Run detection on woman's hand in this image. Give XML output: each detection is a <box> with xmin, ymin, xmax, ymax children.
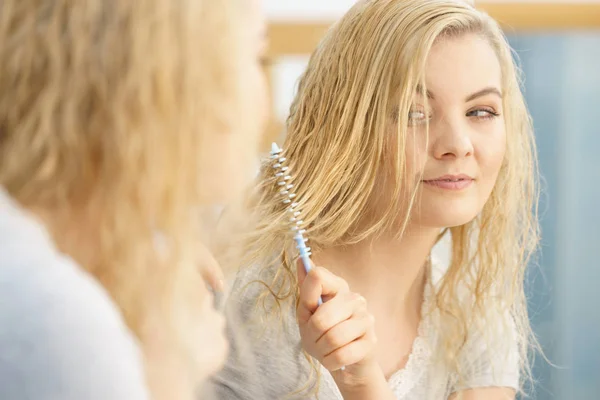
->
<box><xmin>296</xmin><ymin>262</ymin><xmax>388</xmax><ymax>394</ymax></box>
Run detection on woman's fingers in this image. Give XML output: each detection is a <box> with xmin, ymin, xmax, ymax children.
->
<box><xmin>321</xmin><ymin>336</ymin><xmax>374</xmax><ymax>372</ymax></box>
<box><xmin>297</xmin><ymin>266</ymin><xmax>350</xmax><ymax>324</ymax></box>
<box><xmin>306</xmin><ymin>293</ymin><xmax>367</xmax><ymax>341</ymax></box>
<box><xmin>296</xmin><ymin>265</ymin><xmax>379</xmax><ymax>375</ymax></box>
<box><xmin>315</xmin><ymin>314</ymin><xmax>374</xmax><ymax>357</ymax></box>
<box><xmin>197</xmin><ymin>242</ymin><xmax>225</xmax><ymax>292</ymax></box>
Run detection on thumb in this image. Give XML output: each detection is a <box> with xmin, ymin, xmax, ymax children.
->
<box><xmin>197</xmin><ymin>241</ymin><xmax>225</xmax><ymax>292</ymax></box>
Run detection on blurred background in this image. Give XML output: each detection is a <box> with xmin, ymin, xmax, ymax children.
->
<box><xmin>260</xmin><ymin>1</ymin><xmax>600</xmax><ymax>399</ymax></box>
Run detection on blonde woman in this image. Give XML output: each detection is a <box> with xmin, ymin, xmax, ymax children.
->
<box><xmin>0</xmin><ymin>0</ymin><xmax>267</xmax><ymax>399</ymax></box>
<box><xmin>211</xmin><ymin>0</ymin><xmax>539</xmax><ymax>399</ymax></box>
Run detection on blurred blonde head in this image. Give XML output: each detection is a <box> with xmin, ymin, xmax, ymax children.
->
<box><xmin>0</xmin><ymin>0</ymin><xmax>266</xmax><ymax>396</ymax></box>
<box><xmin>242</xmin><ymin>0</ymin><xmax>539</xmax><ymax>391</ymax></box>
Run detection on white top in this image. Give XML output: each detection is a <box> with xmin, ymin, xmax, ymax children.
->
<box><xmin>210</xmin><ymin>258</ymin><xmax>519</xmax><ymax>399</ymax></box>
<box><xmin>0</xmin><ymin>188</ymin><xmax>150</xmax><ymax>400</ymax></box>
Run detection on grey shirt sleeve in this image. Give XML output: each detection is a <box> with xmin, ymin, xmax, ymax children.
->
<box><xmin>0</xmin><ymin>257</ymin><xmax>150</xmax><ymax>400</ymax></box>
<box><xmin>205</xmin><ymin>268</ymin><xmax>318</xmax><ymax>400</ymax></box>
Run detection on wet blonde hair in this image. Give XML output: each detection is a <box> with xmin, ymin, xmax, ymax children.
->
<box><xmin>0</xmin><ymin>0</ymin><xmax>247</xmax><ymax>388</ymax></box>
<box><xmin>240</xmin><ymin>0</ymin><xmax>540</xmax><ymax>394</ymax></box>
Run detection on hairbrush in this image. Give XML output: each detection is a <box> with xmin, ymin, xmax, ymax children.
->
<box><xmin>271</xmin><ymin>143</ymin><xmax>346</xmax><ymax>370</ymax></box>
<box><xmin>270</xmin><ymin>143</ymin><xmax>322</xmax><ymax>306</ymax></box>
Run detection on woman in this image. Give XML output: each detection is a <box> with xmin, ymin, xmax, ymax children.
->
<box><xmin>0</xmin><ymin>0</ymin><xmax>267</xmax><ymax>399</ymax></box>
<box><xmin>211</xmin><ymin>0</ymin><xmax>539</xmax><ymax>399</ymax></box>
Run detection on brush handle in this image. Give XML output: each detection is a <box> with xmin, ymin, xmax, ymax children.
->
<box><xmin>296</xmin><ymin>234</ymin><xmax>345</xmax><ymax>369</ymax></box>
<box><xmin>294</xmin><ymin>234</ymin><xmax>322</xmax><ymax>306</ymax></box>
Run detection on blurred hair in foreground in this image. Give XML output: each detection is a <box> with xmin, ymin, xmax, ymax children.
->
<box><xmin>0</xmin><ymin>0</ymin><xmax>265</xmax><ymax>397</ymax></box>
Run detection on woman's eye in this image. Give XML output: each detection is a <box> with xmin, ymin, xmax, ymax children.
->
<box><xmin>408</xmin><ymin>110</ymin><xmax>428</xmax><ymax>125</ymax></box>
<box><xmin>467</xmin><ymin>108</ymin><xmax>500</xmax><ymax>120</ymax></box>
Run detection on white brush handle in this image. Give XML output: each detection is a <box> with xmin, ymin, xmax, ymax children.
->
<box><xmin>294</xmin><ymin>234</ymin><xmax>322</xmax><ymax>306</ymax></box>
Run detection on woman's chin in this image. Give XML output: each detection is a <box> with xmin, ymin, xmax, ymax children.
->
<box><xmin>413</xmin><ymin>205</ymin><xmax>481</xmax><ymax>229</ymax></box>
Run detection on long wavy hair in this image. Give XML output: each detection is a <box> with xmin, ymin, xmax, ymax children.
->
<box><xmin>0</xmin><ymin>0</ymin><xmax>252</xmax><ymax>393</ymax></box>
<box><xmin>239</xmin><ymin>0</ymin><xmax>540</xmax><ymax>393</ymax></box>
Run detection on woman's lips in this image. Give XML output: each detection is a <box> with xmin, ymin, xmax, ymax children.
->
<box><xmin>422</xmin><ymin>175</ymin><xmax>474</xmax><ymax>190</ymax></box>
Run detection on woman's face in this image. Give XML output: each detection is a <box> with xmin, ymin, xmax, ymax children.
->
<box><xmin>405</xmin><ymin>33</ymin><xmax>506</xmax><ymax>228</ymax></box>
<box><xmin>193</xmin><ymin>0</ymin><xmax>267</xmax><ymax>382</ymax></box>
<box><xmin>198</xmin><ymin>0</ymin><xmax>269</xmax><ymax>204</ymax></box>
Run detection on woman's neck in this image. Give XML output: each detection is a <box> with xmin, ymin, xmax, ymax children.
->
<box><xmin>313</xmin><ymin>225</ymin><xmax>440</xmax><ymax>317</ymax></box>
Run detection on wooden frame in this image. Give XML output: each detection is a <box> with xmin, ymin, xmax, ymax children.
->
<box><xmin>267</xmin><ymin>3</ymin><xmax>600</xmax><ymax>57</ymax></box>
<box><xmin>262</xmin><ymin>2</ymin><xmax>600</xmax><ymax>145</ymax></box>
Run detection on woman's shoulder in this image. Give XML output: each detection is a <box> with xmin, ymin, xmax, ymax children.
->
<box><xmin>0</xmin><ymin>190</ymin><xmax>149</xmax><ymax>399</ymax></box>
<box><xmin>227</xmin><ymin>261</ymin><xmax>294</xmax><ymax>315</ymax></box>
<box><xmin>211</xmin><ymin>260</ymin><xmax>314</xmax><ymax>399</ymax></box>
